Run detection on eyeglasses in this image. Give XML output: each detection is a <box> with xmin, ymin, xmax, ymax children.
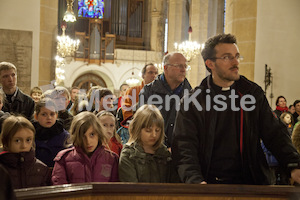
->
<box><xmin>166</xmin><ymin>64</ymin><xmax>191</xmax><ymax>71</ymax></box>
<box><xmin>210</xmin><ymin>55</ymin><xmax>243</xmax><ymax>62</ymax></box>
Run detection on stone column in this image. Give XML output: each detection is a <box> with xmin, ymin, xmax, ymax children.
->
<box><xmin>167</xmin><ymin>0</ymin><xmax>188</xmax><ymax>53</ymax></box>
<box><xmin>150</xmin><ymin>0</ymin><xmax>164</xmax><ymax>53</ymax></box>
<box><xmin>187</xmin><ymin>0</ymin><xmax>210</xmax><ymax>88</ymax></box>
<box><xmin>39</xmin><ymin>0</ymin><xmax>58</xmax><ymax>86</ymax></box>
<box><xmin>225</xmin><ymin>0</ymin><xmax>257</xmax><ymax>81</ymax></box>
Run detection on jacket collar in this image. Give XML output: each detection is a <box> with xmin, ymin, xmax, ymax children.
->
<box><xmin>129</xmin><ymin>142</ymin><xmax>171</xmax><ymax>159</ymax></box>
<box><xmin>1</xmin><ymin>87</ymin><xmax>24</xmax><ymax>103</ymax></box>
<box><xmin>0</xmin><ymin>149</ymin><xmax>36</xmax><ymax>168</ymax></box>
<box><xmin>150</xmin><ymin>74</ymin><xmax>191</xmax><ymax>95</ymax></box>
<box><xmin>200</xmin><ymin>75</ymin><xmax>253</xmax><ymax>95</ymax></box>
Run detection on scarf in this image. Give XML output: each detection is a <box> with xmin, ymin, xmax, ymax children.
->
<box><xmin>276</xmin><ymin>106</ymin><xmax>288</xmax><ymax>112</ymax></box>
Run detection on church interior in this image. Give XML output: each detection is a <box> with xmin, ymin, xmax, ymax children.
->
<box><xmin>1</xmin><ymin>1</ymin><xmax>300</xmax><ymax>199</ymax></box>
<box><xmin>0</xmin><ymin>0</ymin><xmax>299</xmax><ymax>109</ymax></box>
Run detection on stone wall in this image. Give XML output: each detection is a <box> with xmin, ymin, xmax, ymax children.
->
<box><xmin>0</xmin><ymin>29</ymin><xmax>32</xmax><ymax>94</ymax></box>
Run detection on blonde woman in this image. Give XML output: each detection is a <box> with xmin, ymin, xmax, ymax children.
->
<box><xmin>119</xmin><ymin>104</ymin><xmax>175</xmax><ymax>182</ymax></box>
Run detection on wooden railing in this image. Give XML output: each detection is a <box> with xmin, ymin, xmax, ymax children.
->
<box><xmin>15</xmin><ymin>182</ymin><xmax>300</xmax><ymax>200</ymax></box>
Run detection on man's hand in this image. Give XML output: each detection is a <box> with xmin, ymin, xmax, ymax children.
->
<box><xmin>291</xmin><ymin>169</ymin><xmax>300</xmax><ymax>183</ymax></box>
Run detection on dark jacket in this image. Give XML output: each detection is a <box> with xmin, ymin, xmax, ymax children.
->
<box><xmin>2</xmin><ymin>88</ymin><xmax>35</xmax><ymax>120</ymax></box>
<box><xmin>52</xmin><ymin>146</ymin><xmax>119</xmax><ymax>185</ymax></box>
<box><xmin>58</xmin><ymin>110</ymin><xmax>73</xmax><ymax>131</ymax></box>
<box><xmin>172</xmin><ymin>75</ymin><xmax>300</xmax><ymax>185</ymax></box>
<box><xmin>0</xmin><ymin>149</ymin><xmax>51</xmax><ymax>189</ymax></box>
<box><xmin>119</xmin><ymin>142</ymin><xmax>174</xmax><ymax>182</ymax></box>
<box><xmin>0</xmin><ymin>164</ymin><xmax>16</xmax><ymax>200</ymax></box>
<box><xmin>139</xmin><ymin>74</ymin><xmax>192</xmax><ymax>147</ymax></box>
<box><xmin>33</xmin><ymin>120</ymin><xmax>70</xmax><ymax>167</ymax></box>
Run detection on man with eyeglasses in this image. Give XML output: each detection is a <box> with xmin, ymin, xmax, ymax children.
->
<box><xmin>121</xmin><ymin>63</ymin><xmax>158</xmax><ymax>120</ymax></box>
<box><xmin>172</xmin><ymin>33</ymin><xmax>300</xmax><ymax>185</ymax></box>
<box><xmin>138</xmin><ymin>53</ymin><xmax>192</xmax><ymax>149</ymax></box>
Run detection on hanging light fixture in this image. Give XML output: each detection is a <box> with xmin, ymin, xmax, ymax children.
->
<box><xmin>55</xmin><ymin>56</ymin><xmax>66</xmax><ymax>85</ymax></box>
<box><xmin>57</xmin><ymin>23</ymin><xmax>80</xmax><ymax>58</ymax></box>
<box><xmin>174</xmin><ymin>26</ymin><xmax>204</xmax><ymax>62</ymax></box>
<box><xmin>126</xmin><ymin>50</ymin><xmax>140</xmax><ymax>86</ymax></box>
<box><xmin>126</xmin><ymin>71</ymin><xmax>140</xmax><ymax>85</ymax></box>
<box><xmin>63</xmin><ymin>0</ymin><xmax>76</xmax><ymax>22</ymax></box>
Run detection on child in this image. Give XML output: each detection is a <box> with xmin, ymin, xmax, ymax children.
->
<box><xmin>96</xmin><ymin>111</ymin><xmax>123</xmax><ymax>155</ymax></box>
<box><xmin>30</xmin><ymin>86</ymin><xmax>43</xmax><ymax>103</ymax></box>
<box><xmin>280</xmin><ymin>112</ymin><xmax>294</xmax><ymax>136</ymax></box>
<box><xmin>0</xmin><ymin>115</ymin><xmax>50</xmax><ymax>189</ymax></box>
<box><xmin>51</xmin><ymin>111</ymin><xmax>119</xmax><ymax>185</ymax></box>
<box><xmin>33</xmin><ymin>98</ymin><xmax>69</xmax><ymax>167</ymax></box>
<box><xmin>119</xmin><ymin>104</ymin><xmax>174</xmax><ymax>183</ymax></box>
<box><xmin>44</xmin><ymin>86</ymin><xmax>73</xmax><ymax>131</ymax></box>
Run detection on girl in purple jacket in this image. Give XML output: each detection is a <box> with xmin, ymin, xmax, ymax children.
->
<box><xmin>51</xmin><ymin>111</ymin><xmax>119</xmax><ymax>185</ymax></box>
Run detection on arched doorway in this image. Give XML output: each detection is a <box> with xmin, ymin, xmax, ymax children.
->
<box><xmin>72</xmin><ymin>73</ymin><xmax>107</xmax><ymax>92</ymax></box>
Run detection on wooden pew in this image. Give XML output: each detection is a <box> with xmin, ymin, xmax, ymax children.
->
<box><xmin>15</xmin><ymin>182</ymin><xmax>300</xmax><ymax>200</ymax></box>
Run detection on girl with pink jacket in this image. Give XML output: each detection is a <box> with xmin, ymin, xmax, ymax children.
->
<box><xmin>51</xmin><ymin>111</ymin><xmax>119</xmax><ymax>185</ymax></box>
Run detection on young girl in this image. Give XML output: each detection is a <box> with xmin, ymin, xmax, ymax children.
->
<box><xmin>280</xmin><ymin>112</ymin><xmax>294</xmax><ymax>136</ymax></box>
<box><xmin>0</xmin><ymin>115</ymin><xmax>50</xmax><ymax>189</ymax></box>
<box><xmin>51</xmin><ymin>111</ymin><xmax>119</xmax><ymax>185</ymax></box>
<box><xmin>33</xmin><ymin>98</ymin><xmax>69</xmax><ymax>167</ymax></box>
<box><xmin>119</xmin><ymin>104</ymin><xmax>174</xmax><ymax>183</ymax></box>
<box><xmin>96</xmin><ymin>111</ymin><xmax>123</xmax><ymax>155</ymax></box>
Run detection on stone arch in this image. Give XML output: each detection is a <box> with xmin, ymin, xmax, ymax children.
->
<box><xmin>72</xmin><ymin>73</ymin><xmax>107</xmax><ymax>93</ymax></box>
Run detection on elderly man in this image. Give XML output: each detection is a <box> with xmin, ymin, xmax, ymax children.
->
<box><xmin>172</xmin><ymin>33</ymin><xmax>300</xmax><ymax>185</ymax></box>
<box><xmin>0</xmin><ymin>62</ymin><xmax>34</xmax><ymax>119</ymax></box>
<box><xmin>138</xmin><ymin>53</ymin><xmax>192</xmax><ymax>148</ymax></box>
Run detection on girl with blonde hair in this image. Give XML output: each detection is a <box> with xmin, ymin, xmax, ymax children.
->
<box><xmin>51</xmin><ymin>111</ymin><xmax>119</xmax><ymax>185</ymax></box>
<box><xmin>96</xmin><ymin>111</ymin><xmax>123</xmax><ymax>155</ymax></box>
<box><xmin>119</xmin><ymin>104</ymin><xmax>174</xmax><ymax>182</ymax></box>
<box><xmin>0</xmin><ymin>115</ymin><xmax>50</xmax><ymax>189</ymax></box>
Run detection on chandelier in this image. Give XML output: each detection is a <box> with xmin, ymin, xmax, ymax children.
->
<box><xmin>174</xmin><ymin>26</ymin><xmax>204</xmax><ymax>62</ymax></box>
<box><xmin>126</xmin><ymin>71</ymin><xmax>140</xmax><ymax>85</ymax></box>
<box><xmin>57</xmin><ymin>24</ymin><xmax>80</xmax><ymax>58</ymax></box>
<box><xmin>55</xmin><ymin>56</ymin><xmax>66</xmax><ymax>85</ymax></box>
<box><xmin>63</xmin><ymin>0</ymin><xmax>76</xmax><ymax>22</ymax></box>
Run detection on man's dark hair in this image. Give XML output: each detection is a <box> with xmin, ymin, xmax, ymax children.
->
<box><xmin>294</xmin><ymin>100</ymin><xmax>300</xmax><ymax>107</ymax></box>
<box><xmin>201</xmin><ymin>33</ymin><xmax>237</xmax><ymax>73</ymax></box>
<box><xmin>119</xmin><ymin>83</ymin><xmax>129</xmax><ymax>91</ymax></box>
<box><xmin>141</xmin><ymin>63</ymin><xmax>154</xmax><ymax>76</ymax></box>
<box><xmin>275</xmin><ymin>96</ymin><xmax>286</xmax><ymax>106</ymax></box>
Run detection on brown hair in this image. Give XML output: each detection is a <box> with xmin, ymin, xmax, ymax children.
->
<box><xmin>69</xmin><ymin>111</ymin><xmax>108</xmax><ymax>149</ymax></box>
<box><xmin>141</xmin><ymin>63</ymin><xmax>155</xmax><ymax>76</ymax></box>
<box><xmin>201</xmin><ymin>33</ymin><xmax>237</xmax><ymax>73</ymax></box>
<box><xmin>0</xmin><ymin>115</ymin><xmax>35</xmax><ymax>151</ymax></box>
<box><xmin>128</xmin><ymin>104</ymin><xmax>164</xmax><ymax>150</ymax></box>
<box><xmin>30</xmin><ymin>86</ymin><xmax>43</xmax><ymax>96</ymax></box>
<box><xmin>34</xmin><ymin>98</ymin><xmax>58</xmax><ymax>115</ymax></box>
<box><xmin>0</xmin><ymin>62</ymin><xmax>17</xmax><ymax>73</ymax></box>
<box><xmin>96</xmin><ymin>111</ymin><xmax>121</xmax><ymax>143</ymax></box>
<box><xmin>280</xmin><ymin>112</ymin><xmax>294</xmax><ymax>125</ymax></box>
